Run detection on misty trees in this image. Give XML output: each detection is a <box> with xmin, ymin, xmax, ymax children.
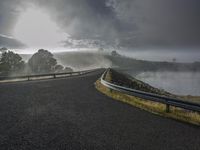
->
<box><xmin>63</xmin><ymin>66</ymin><xmax>73</xmax><ymax>72</ymax></box>
<box><xmin>28</xmin><ymin>49</ymin><xmax>73</xmax><ymax>74</ymax></box>
<box><xmin>0</xmin><ymin>47</ymin><xmax>8</xmax><ymax>53</ymax></box>
<box><xmin>172</xmin><ymin>58</ymin><xmax>177</xmax><ymax>63</ymax></box>
<box><xmin>0</xmin><ymin>48</ymin><xmax>73</xmax><ymax>76</ymax></box>
<box><xmin>54</xmin><ymin>64</ymin><xmax>64</xmax><ymax>73</ymax></box>
<box><xmin>28</xmin><ymin>49</ymin><xmax>57</xmax><ymax>74</ymax></box>
<box><xmin>111</xmin><ymin>50</ymin><xmax>120</xmax><ymax>57</ymax></box>
<box><xmin>0</xmin><ymin>51</ymin><xmax>25</xmax><ymax>75</ymax></box>
<box><xmin>54</xmin><ymin>65</ymin><xmax>73</xmax><ymax>73</ymax></box>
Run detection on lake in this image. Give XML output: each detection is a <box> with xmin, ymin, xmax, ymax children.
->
<box><xmin>126</xmin><ymin>71</ymin><xmax>200</xmax><ymax>96</ymax></box>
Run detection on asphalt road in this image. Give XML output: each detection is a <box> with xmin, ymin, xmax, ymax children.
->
<box><xmin>0</xmin><ymin>70</ymin><xmax>199</xmax><ymax>150</ymax></box>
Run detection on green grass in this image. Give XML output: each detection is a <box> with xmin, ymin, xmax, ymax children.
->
<box><xmin>95</xmin><ymin>79</ymin><xmax>200</xmax><ymax>126</ymax></box>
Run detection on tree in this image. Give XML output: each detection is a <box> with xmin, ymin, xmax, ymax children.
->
<box><xmin>64</xmin><ymin>67</ymin><xmax>73</xmax><ymax>72</ymax></box>
<box><xmin>54</xmin><ymin>64</ymin><xmax>64</xmax><ymax>73</ymax></box>
<box><xmin>111</xmin><ymin>50</ymin><xmax>120</xmax><ymax>57</ymax></box>
<box><xmin>28</xmin><ymin>49</ymin><xmax>57</xmax><ymax>74</ymax></box>
<box><xmin>0</xmin><ymin>47</ymin><xmax>8</xmax><ymax>54</ymax></box>
<box><xmin>172</xmin><ymin>58</ymin><xmax>177</xmax><ymax>63</ymax></box>
<box><xmin>0</xmin><ymin>51</ymin><xmax>25</xmax><ymax>75</ymax></box>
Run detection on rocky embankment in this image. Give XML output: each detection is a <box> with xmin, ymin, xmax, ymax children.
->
<box><xmin>105</xmin><ymin>69</ymin><xmax>174</xmax><ymax>97</ymax></box>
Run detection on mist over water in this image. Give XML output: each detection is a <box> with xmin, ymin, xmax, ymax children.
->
<box><xmin>130</xmin><ymin>71</ymin><xmax>200</xmax><ymax>96</ymax></box>
<box><xmin>121</xmin><ymin>49</ymin><xmax>200</xmax><ymax>63</ymax></box>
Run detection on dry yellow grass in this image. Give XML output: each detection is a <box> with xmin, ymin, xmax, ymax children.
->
<box><xmin>179</xmin><ymin>95</ymin><xmax>200</xmax><ymax>104</ymax></box>
<box><xmin>95</xmin><ymin>79</ymin><xmax>200</xmax><ymax>126</ymax></box>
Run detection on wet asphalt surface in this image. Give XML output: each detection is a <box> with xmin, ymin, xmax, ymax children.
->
<box><xmin>0</xmin><ymin>70</ymin><xmax>199</xmax><ymax>150</ymax></box>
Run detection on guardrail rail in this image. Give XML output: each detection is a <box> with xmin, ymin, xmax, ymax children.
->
<box><xmin>0</xmin><ymin>69</ymin><xmax>98</xmax><ymax>82</ymax></box>
<box><xmin>100</xmin><ymin>69</ymin><xmax>200</xmax><ymax>113</ymax></box>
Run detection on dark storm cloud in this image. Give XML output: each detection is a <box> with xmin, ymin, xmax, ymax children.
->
<box><xmin>0</xmin><ymin>0</ymin><xmax>200</xmax><ymax>50</ymax></box>
<box><xmin>32</xmin><ymin>0</ymin><xmax>118</xmax><ymax>37</ymax></box>
<box><xmin>106</xmin><ymin>0</ymin><xmax>200</xmax><ymax>49</ymax></box>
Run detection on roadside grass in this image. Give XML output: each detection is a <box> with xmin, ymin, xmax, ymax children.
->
<box><xmin>179</xmin><ymin>95</ymin><xmax>200</xmax><ymax>104</ymax></box>
<box><xmin>95</xmin><ymin>79</ymin><xmax>200</xmax><ymax>126</ymax></box>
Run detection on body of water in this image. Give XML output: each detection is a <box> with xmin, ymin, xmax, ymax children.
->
<box><xmin>127</xmin><ymin>71</ymin><xmax>200</xmax><ymax>96</ymax></box>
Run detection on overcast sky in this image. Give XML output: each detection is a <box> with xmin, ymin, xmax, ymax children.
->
<box><xmin>0</xmin><ymin>0</ymin><xmax>200</xmax><ymax>57</ymax></box>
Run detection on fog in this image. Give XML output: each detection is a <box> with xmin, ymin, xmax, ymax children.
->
<box><xmin>54</xmin><ymin>51</ymin><xmax>112</xmax><ymax>71</ymax></box>
<box><xmin>19</xmin><ymin>50</ymin><xmax>112</xmax><ymax>71</ymax></box>
<box><xmin>120</xmin><ymin>49</ymin><xmax>200</xmax><ymax>63</ymax></box>
<box><xmin>131</xmin><ymin>71</ymin><xmax>200</xmax><ymax>96</ymax></box>
<box><xmin>15</xmin><ymin>47</ymin><xmax>200</xmax><ymax>63</ymax></box>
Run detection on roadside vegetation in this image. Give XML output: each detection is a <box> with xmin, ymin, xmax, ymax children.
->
<box><xmin>95</xmin><ymin>69</ymin><xmax>200</xmax><ymax>125</ymax></box>
<box><xmin>179</xmin><ymin>95</ymin><xmax>200</xmax><ymax>104</ymax></box>
<box><xmin>0</xmin><ymin>47</ymin><xmax>73</xmax><ymax>76</ymax></box>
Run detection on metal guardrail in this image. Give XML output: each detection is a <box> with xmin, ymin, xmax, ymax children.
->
<box><xmin>0</xmin><ymin>69</ymin><xmax>98</xmax><ymax>82</ymax></box>
<box><xmin>100</xmin><ymin>69</ymin><xmax>200</xmax><ymax>113</ymax></box>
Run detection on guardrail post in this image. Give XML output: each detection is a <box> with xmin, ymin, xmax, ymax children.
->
<box><xmin>28</xmin><ymin>76</ymin><xmax>30</xmax><ymax>81</ymax></box>
<box><xmin>53</xmin><ymin>74</ymin><xmax>56</xmax><ymax>78</ymax></box>
<box><xmin>166</xmin><ymin>104</ymin><xmax>170</xmax><ymax>113</ymax></box>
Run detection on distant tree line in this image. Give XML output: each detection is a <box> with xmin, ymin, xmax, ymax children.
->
<box><xmin>0</xmin><ymin>48</ymin><xmax>73</xmax><ymax>76</ymax></box>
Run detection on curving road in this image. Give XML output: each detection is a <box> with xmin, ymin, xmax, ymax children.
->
<box><xmin>0</xmin><ymin>70</ymin><xmax>199</xmax><ymax>150</ymax></box>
